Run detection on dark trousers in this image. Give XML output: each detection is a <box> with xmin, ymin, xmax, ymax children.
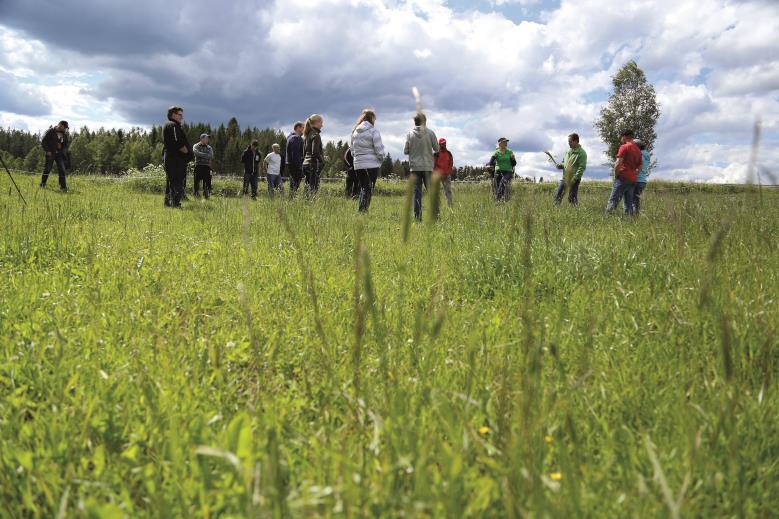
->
<box><xmin>304</xmin><ymin>165</ymin><xmax>321</xmax><ymax>197</ymax></box>
<box><xmin>243</xmin><ymin>171</ymin><xmax>258</xmax><ymax>197</ymax></box>
<box><xmin>554</xmin><ymin>177</ymin><xmax>581</xmax><ymax>205</ymax></box>
<box><xmin>494</xmin><ymin>171</ymin><xmax>513</xmax><ymax>202</ymax></box>
<box><xmin>633</xmin><ymin>182</ymin><xmax>647</xmax><ymax>214</ymax></box>
<box><xmin>356</xmin><ymin>168</ymin><xmax>378</xmax><ymax>212</ymax></box>
<box><xmin>164</xmin><ymin>161</ymin><xmax>187</xmax><ymax>207</ymax></box>
<box><xmin>41</xmin><ymin>153</ymin><xmax>67</xmax><ymax>190</ymax></box>
<box><xmin>346</xmin><ymin>169</ymin><xmax>358</xmax><ymax>198</ymax></box>
<box><xmin>287</xmin><ymin>165</ymin><xmax>304</xmax><ymax>197</ymax></box>
<box><xmin>194</xmin><ymin>165</ymin><xmax>212</xmax><ymax>198</ymax></box>
<box><xmin>267</xmin><ymin>174</ymin><xmax>284</xmax><ymax>198</ymax></box>
<box><xmin>412</xmin><ymin>171</ymin><xmax>431</xmax><ymax>220</ymax></box>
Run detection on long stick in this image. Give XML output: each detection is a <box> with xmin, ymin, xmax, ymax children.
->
<box><xmin>0</xmin><ymin>154</ymin><xmax>27</xmax><ymax>207</ymax></box>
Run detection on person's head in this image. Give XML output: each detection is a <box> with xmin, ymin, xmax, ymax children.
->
<box><xmin>293</xmin><ymin>121</ymin><xmax>304</xmax><ymax>136</ymax></box>
<box><xmin>352</xmin><ymin>108</ymin><xmax>377</xmax><ymax>133</ymax></box>
<box><xmin>634</xmin><ymin>139</ymin><xmax>646</xmax><ymax>151</ymax></box>
<box><xmin>413</xmin><ymin>112</ymin><xmax>426</xmax><ymax>127</ymax></box>
<box><xmin>56</xmin><ymin>120</ymin><xmax>69</xmax><ymax>132</ymax></box>
<box><xmin>304</xmin><ymin>114</ymin><xmax>324</xmax><ymax>137</ymax></box>
<box><xmin>167</xmin><ymin>106</ymin><xmax>183</xmax><ymax>123</ymax></box>
<box><xmin>272</xmin><ymin>143</ymin><xmax>281</xmax><ymax>153</ymax></box>
<box><xmin>251</xmin><ymin>139</ymin><xmax>259</xmax><ymax>150</ymax></box>
<box><xmin>199</xmin><ymin>133</ymin><xmax>209</xmax><ymax>145</ymax></box>
<box><xmin>439</xmin><ymin>138</ymin><xmax>447</xmax><ymax>149</ymax></box>
<box><xmin>497</xmin><ymin>137</ymin><xmax>509</xmax><ymax>151</ymax></box>
<box><xmin>620</xmin><ymin>129</ymin><xmax>634</xmax><ymax>144</ymax></box>
<box><xmin>568</xmin><ymin>133</ymin><xmax>579</xmax><ymax>149</ymax></box>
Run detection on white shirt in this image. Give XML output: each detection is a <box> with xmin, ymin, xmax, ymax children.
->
<box><xmin>265</xmin><ymin>152</ymin><xmax>282</xmax><ymax>176</ymax></box>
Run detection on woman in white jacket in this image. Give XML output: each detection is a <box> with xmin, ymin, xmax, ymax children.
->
<box><xmin>350</xmin><ymin>109</ymin><xmax>385</xmax><ymax>212</ymax></box>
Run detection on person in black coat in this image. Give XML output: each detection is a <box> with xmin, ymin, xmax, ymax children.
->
<box><xmin>344</xmin><ymin>148</ymin><xmax>358</xmax><ymax>198</ymax></box>
<box><xmin>163</xmin><ymin>106</ymin><xmax>193</xmax><ymax>207</ymax></box>
<box><xmin>286</xmin><ymin>122</ymin><xmax>305</xmax><ymax>198</ymax></box>
<box><xmin>241</xmin><ymin>140</ymin><xmax>261</xmax><ymax>199</ymax></box>
<box><xmin>40</xmin><ymin>120</ymin><xmax>70</xmax><ymax>191</ymax></box>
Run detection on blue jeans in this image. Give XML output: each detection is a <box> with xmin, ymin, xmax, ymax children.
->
<box><xmin>554</xmin><ymin>177</ymin><xmax>581</xmax><ymax>205</ymax></box>
<box><xmin>494</xmin><ymin>171</ymin><xmax>513</xmax><ymax>202</ymax></box>
<box><xmin>633</xmin><ymin>182</ymin><xmax>647</xmax><ymax>214</ymax></box>
<box><xmin>412</xmin><ymin>171</ymin><xmax>431</xmax><ymax>220</ymax></box>
<box><xmin>605</xmin><ymin>178</ymin><xmax>636</xmax><ymax>215</ymax></box>
<box><xmin>267</xmin><ymin>174</ymin><xmax>284</xmax><ymax>198</ymax></box>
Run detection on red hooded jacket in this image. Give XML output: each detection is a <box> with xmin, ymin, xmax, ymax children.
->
<box><xmin>433</xmin><ymin>138</ymin><xmax>454</xmax><ymax>176</ymax></box>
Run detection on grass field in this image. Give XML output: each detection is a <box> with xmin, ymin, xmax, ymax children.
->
<box><xmin>1</xmin><ymin>172</ymin><xmax>778</xmax><ymax>518</ymax></box>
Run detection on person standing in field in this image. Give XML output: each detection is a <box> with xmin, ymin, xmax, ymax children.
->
<box><xmin>163</xmin><ymin>106</ymin><xmax>193</xmax><ymax>207</ymax></box>
<box><xmin>344</xmin><ymin>147</ymin><xmax>358</xmax><ymax>198</ymax></box>
<box><xmin>192</xmin><ymin>133</ymin><xmax>215</xmax><ymax>199</ymax></box>
<box><xmin>633</xmin><ymin>139</ymin><xmax>651</xmax><ymax>215</ymax></box>
<box><xmin>241</xmin><ymin>140</ymin><xmax>261</xmax><ymax>199</ymax></box>
<box><xmin>554</xmin><ymin>133</ymin><xmax>587</xmax><ymax>205</ymax></box>
<box><xmin>605</xmin><ymin>129</ymin><xmax>643</xmax><ymax>215</ymax></box>
<box><xmin>433</xmin><ymin>137</ymin><xmax>455</xmax><ymax>208</ymax></box>
<box><xmin>403</xmin><ymin>112</ymin><xmax>440</xmax><ymax>220</ymax></box>
<box><xmin>40</xmin><ymin>120</ymin><xmax>70</xmax><ymax>192</ymax></box>
<box><xmin>303</xmin><ymin>114</ymin><xmax>326</xmax><ymax>198</ymax></box>
<box><xmin>351</xmin><ymin>109</ymin><xmax>386</xmax><ymax>212</ymax></box>
<box><xmin>286</xmin><ymin>122</ymin><xmax>305</xmax><ymax>198</ymax></box>
<box><xmin>264</xmin><ymin>143</ymin><xmax>285</xmax><ymax>199</ymax></box>
<box><xmin>488</xmin><ymin>137</ymin><xmax>516</xmax><ymax>202</ymax></box>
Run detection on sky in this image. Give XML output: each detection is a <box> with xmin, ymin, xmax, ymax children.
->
<box><xmin>0</xmin><ymin>0</ymin><xmax>777</xmax><ymax>183</ymax></box>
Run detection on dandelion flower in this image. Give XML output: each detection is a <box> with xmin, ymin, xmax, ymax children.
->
<box><xmin>544</xmin><ymin>435</ymin><xmax>553</xmax><ymax>444</ymax></box>
<box><xmin>549</xmin><ymin>472</ymin><xmax>562</xmax><ymax>481</ymax></box>
<box><xmin>479</xmin><ymin>426</ymin><xmax>490</xmax><ymax>435</ymax></box>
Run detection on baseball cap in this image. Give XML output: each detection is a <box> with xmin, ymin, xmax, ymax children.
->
<box><xmin>59</xmin><ymin>120</ymin><xmax>69</xmax><ymax>129</ymax></box>
<box><xmin>200</xmin><ymin>133</ymin><xmax>210</xmax><ymax>139</ymax></box>
<box><xmin>439</xmin><ymin>138</ymin><xmax>447</xmax><ymax>145</ymax></box>
<box><xmin>497</xmin><ymin>137</ymin><xmax>509</xmax><ymax>143</ymax></box>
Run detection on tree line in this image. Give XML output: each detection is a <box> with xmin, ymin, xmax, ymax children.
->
<box><xmin>0</xmin><ymin>118</ymin><xmax>492</xmax><ymax>180</ymax></box>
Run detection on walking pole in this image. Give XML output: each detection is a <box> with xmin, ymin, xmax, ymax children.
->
<box><xmin>0</xmin><ymin>154</ymin><xmax>27</xmax><ymax>207</ymax></box>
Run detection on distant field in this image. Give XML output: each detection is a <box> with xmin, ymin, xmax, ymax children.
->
<box><xmin>1</xmin><ymin>173</ymin><xmax>777</xmax><ymax>517</ymax></box>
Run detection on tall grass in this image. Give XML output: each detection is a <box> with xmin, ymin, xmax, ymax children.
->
<box><xmin>0</xmin><ymin>173</ymin><xmax>778</xmax><ymax>517</ymax></box>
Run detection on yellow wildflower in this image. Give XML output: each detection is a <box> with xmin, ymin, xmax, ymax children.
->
<box><xmin>478</xmin><ymin>426</ymin><xmax>490</xmax><ymax>435</ymax></box>
<box><xmin>544</xmin><ymin>435</ymin><xmax>553</xmax><ymax>444</ymax></box>
<box><xmin>549</xmin><ymin>472</ymin><xmax>562</xmax><ymax>481</ymax></box>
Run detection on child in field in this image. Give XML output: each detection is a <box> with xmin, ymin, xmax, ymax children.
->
<box><xmin>633</xmin><ymin>140</ymin><xmax>650</xmax><ymax>215</ymax></box>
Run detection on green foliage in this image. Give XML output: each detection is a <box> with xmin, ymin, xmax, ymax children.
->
<box><xmin>594</xmin><ymin>60</ymin><xmax>661</xmax><ymax>163</ymax></box>
<box><xmin>0</xmin><ymin>174</ymin><xmax>778</xmax><ymax>517</ymax></box>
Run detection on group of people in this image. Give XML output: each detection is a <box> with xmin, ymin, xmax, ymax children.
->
<box><xmin>36</xmin><ymin>108</ymin><xmax>651</xmax><ymax>217</ymax></box>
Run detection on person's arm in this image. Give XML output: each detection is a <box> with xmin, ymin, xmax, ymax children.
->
<box><xmin>613</xmin><ymin>157</ymin><xmax>623</xmax><ymax>177</ymax></box>
<box><xmin>172</xmin><ymin>125</ymin><xmax>188</xmax><ymax>154</ymax></box>
<box><xmin>510</xmin><ymin>153</ymin><xmax>517</xmax><ymax>169</ymax></box>
<box><xmin>373</xmin><ymin>130</ymin><xmax>386</xmax><ymax>162</ymax></box>
<box><xmin>192</xmin><ymin>145</ymin><xmax>209</xmax><ymax>159</ymax></box>
<box><xmin>403</xmin><ymin>135</ymin><xmax>410</xmax><ymax>156</ymax></box>
<box><xmin>574</xmin><ymin>151</ymin><xmax>586</xmax><ymax>179</ymax></box>
<box><xmin>430</xmin><ymin>130</ymin><xmax>440</xmax><ymax>152</ymax></box>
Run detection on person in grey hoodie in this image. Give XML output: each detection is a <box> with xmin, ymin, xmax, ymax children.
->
<box><xmin>350</xmin><ymin>109</ymin><xmax>386</xmax><ymax>212</ymax></box>
<box><xmin>192</xmin><ymin>133</ymin><xmax>215</xmax><ymax>199</ymax></box>
<box><xmin>403</xmin><ymin>112</ymin><xmax>439</xmax><ymax>220</ymax></box>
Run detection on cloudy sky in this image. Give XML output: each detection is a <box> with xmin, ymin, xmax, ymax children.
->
<box><xmin>1</xmin><ymin>0</ymin><xmax>777</xmax><ymax>182</ymax></box>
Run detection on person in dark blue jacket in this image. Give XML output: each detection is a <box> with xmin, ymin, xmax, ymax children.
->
<box><xmin>40</xmin><ymin>120</ymin><xmax>69</xmax><ymax>191</ymax></box>
<box><xmin>163</xmin><ymin>106</ymin><xmax>193</xmax><ymax>207</ymax></box>
<box><xmin>286</xmin><ymin>122</ymin><xmax>305</xmax><ymax>198</ymax></box>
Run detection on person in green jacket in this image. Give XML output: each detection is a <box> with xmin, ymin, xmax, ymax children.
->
<box><xmin>554</xmin><ymin>133</ymin><xmax>587</xmax><ymax>205</ymax></box>
<box><xmin>488</xmin><ymin>137</ymin><xmax>516</xmax><ymax>202</ymax></box>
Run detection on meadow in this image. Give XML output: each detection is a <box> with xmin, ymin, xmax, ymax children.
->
<box><xmin>0</xmin><ymin>172</ymin><xmax>777</xmax><ymax>518</ymax></box>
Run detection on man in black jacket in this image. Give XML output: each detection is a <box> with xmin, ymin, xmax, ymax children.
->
<box><xmin>40</xmin><ymin>120</ymin><xmax>69</xmax><ymax>191</ymax></box>
<box><xmin>241</xmin><ymin>140</ymin><xmax>261</xmax><ymax>199</ymax></box>
<box><xmin>163</xmin><ymin>106</ymin><xmax>193</xmax><ymax>207</ymax></box>
<box><xmin>286</xmin><ymin>122</ymin><xmax>304</xmax><ymax>198</ymax></box>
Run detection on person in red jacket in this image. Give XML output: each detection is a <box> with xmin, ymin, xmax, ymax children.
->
<box><xmin>605</xmin><ymin>129</ymin><xmax>643</xmax><ymax>215</ymax></box>
<box><xmin>433</xmin><ymin>138</ymin><xmax>455</xmax><ymax>208</ymax></box>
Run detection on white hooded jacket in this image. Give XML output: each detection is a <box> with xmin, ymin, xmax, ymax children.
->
<box><xmin>351</xmin><ymin>121</ymin><xmax>386</xmax><ymax>170</ymax></box>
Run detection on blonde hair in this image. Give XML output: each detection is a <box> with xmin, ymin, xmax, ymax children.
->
<box><xmin>304</xmin><ymin>114</ymin><xmax>323</xmax><ymax>138</ymax></box>
<box><xmin>352</xmin><ymin>108</ymin><xmax>376</xmax><ymax>134</ymax></box>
